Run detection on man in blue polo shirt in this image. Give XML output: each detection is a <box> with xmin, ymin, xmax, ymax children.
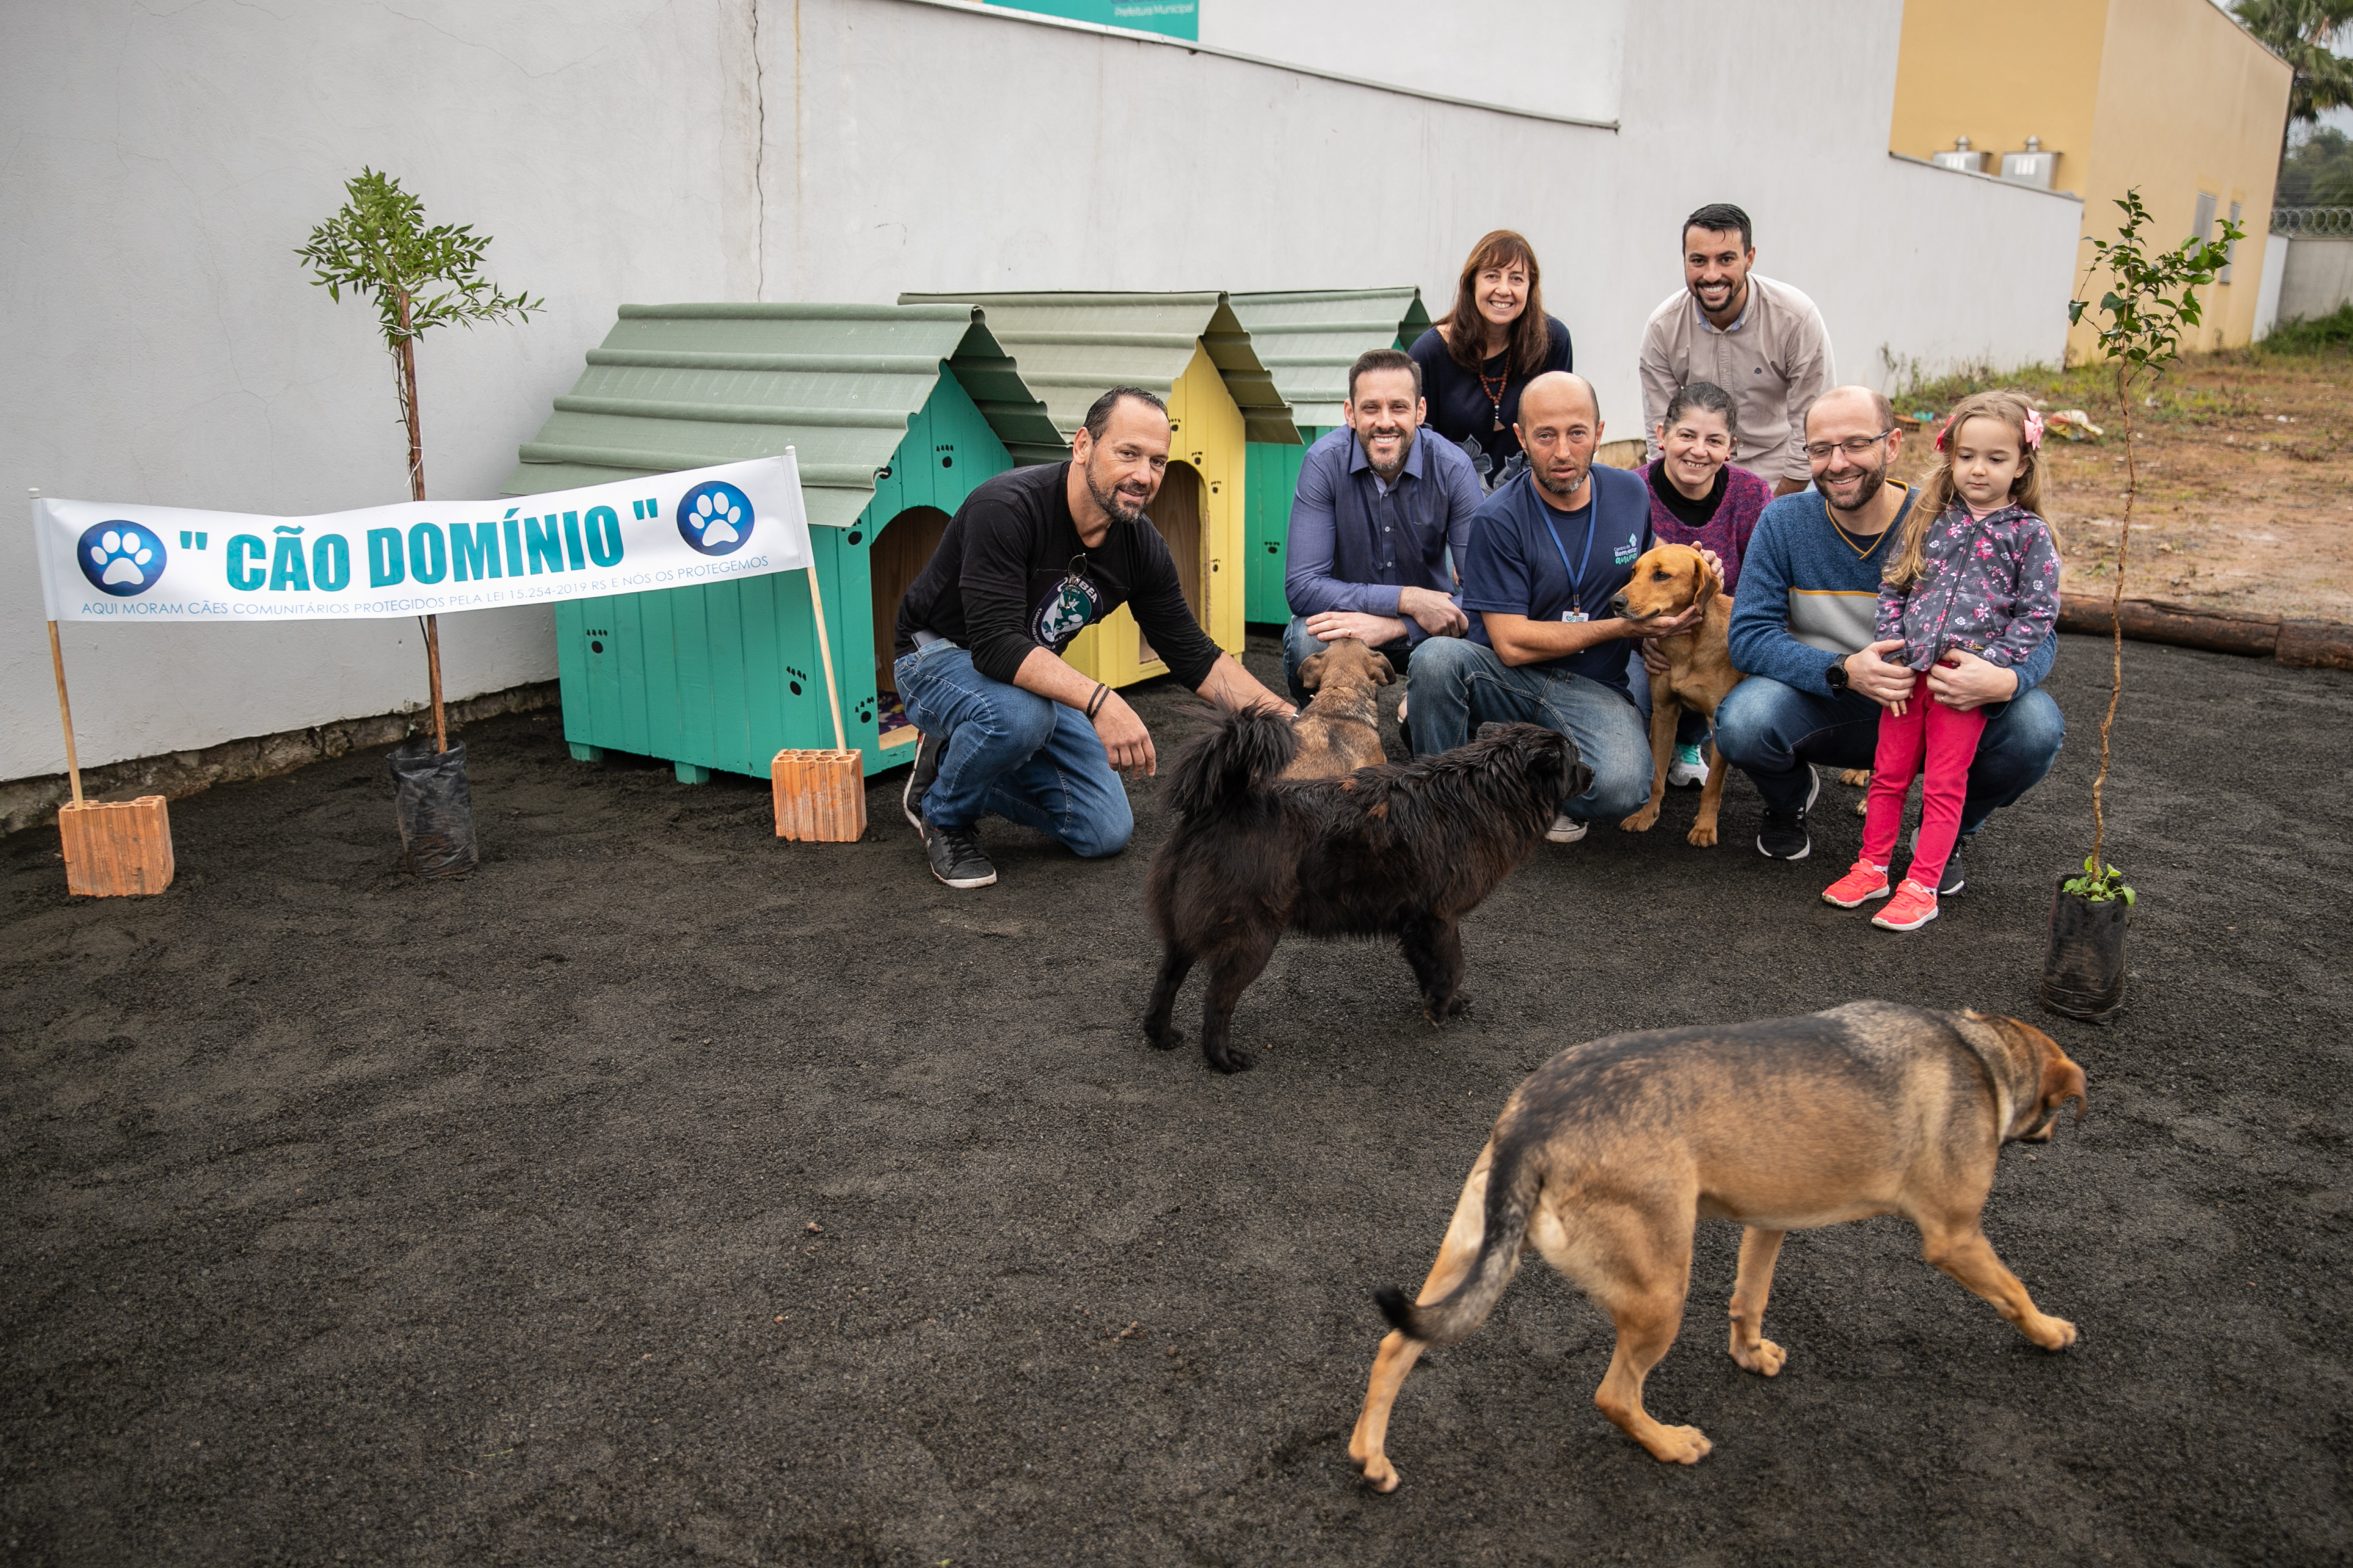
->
<box><xmin>1408</xmin><ymin>371</ymin><xmax>1690</xmax><ymax>843</ymax></box>
<box><xmin>1282</xmin><ymin>348</ymin><xmax>1482</xmax><ymax>703</ymax></box>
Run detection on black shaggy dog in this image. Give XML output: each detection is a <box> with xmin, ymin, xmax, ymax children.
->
<box><xmin>1143</xmin><ymin>708</ymin><xmax>1589</xmax><ymax>1073</ymax></box>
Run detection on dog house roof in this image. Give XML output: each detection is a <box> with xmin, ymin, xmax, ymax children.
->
<box><xmin>501</xmin><ymin>302</ymin><xmax>1065</xmax><ymax>530</ymax></box>
<box><xmin>1227</xmin><ymin>288</ymin><xmax>1434</xmax><ymax>430</ymax></box>
<box><xmin>895</xmin><ymin>291</ymin><xmax>1300</xmax><ymax>446</ymax></box>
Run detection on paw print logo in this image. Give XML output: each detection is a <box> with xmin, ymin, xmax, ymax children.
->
<box><xmin>676</xmin><ymin>481</ymin><xmax>755</xmax><ymax>557</ymax></box>
<box><xmin>76</xmin><ymin>521</ymin><xmax>167</xmax><ymax>597</ymax></box>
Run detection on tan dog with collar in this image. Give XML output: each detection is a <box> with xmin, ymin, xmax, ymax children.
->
<box><xmin>1612</xmin><ymin>543</ymin><xmax>1740</xmax><ymax>846</ymax></box>
<box><xmin>1349</xmin><ymin>1002</ymin><xmax>2087</xmax><ymax>1492</ymax></box>
<box><xmin>1282</xmin><ymin>638</ymin><xmax>1395</xmax><ymax>780</ymax></box>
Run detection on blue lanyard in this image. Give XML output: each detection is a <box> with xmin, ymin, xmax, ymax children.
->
<box><xmin>1540</xmin><ymin>501</ymin><xmax>1599</xmax><ymax>613</ymax></box>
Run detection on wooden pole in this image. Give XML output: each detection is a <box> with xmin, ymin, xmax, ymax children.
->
<box><xmin>804</xmin><ymin>564</ymin><xmax>847</xmax><ymax>752</ymax></box>
<box><xmin>48</xmin><ymin>620</ymin><xmax>84</xmax><ymax>807</ymax></box>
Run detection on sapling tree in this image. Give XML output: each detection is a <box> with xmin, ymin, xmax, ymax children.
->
<box><xmin>295</xmin><ymin>169</ymin><xmax>541</xmax><ymax>753</ymax></box>
<box><xmin>2064</xmin><ymin>188</ymin><xmax>2241</xmax><ymax>900</ymax></box>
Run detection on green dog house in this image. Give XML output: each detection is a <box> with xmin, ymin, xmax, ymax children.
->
<box><xmin>1226</xmin><ymin>288</ymin><xmax>1432</xmax><ymax>623</ymax></box>
<box><xmin>503</xmin><ymin>302</ymin><xmax>1061</xmax><ymax>782</ymax></box>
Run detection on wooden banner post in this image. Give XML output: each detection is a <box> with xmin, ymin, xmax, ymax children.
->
<box><xmin>47</xmin><ymin>615</ymin><xmax>175</xmax><ymax>898</ymax></box>
<box><xmin>770</xmin><ymin>447</ymin><xmax>867</xmax><ymax>843</ymax></box>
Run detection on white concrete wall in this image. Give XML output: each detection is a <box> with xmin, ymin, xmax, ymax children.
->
<box><xmin>2277</xmin><ymin>236</ymin><xmax>2353</xmax><ymax>323</ymax></box>
<box><xmin>0</xmin><ymin>0</ymin><xmax>760</xmax><ymax>781</ymax></box>
<box><xmin>2</xmin><ymin>0</ymin><xmax>2082</xmax><ymax>783</ymax></box>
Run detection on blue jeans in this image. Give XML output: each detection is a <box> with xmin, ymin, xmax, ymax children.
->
<box><xmin>1405</xmin><ymin>637</ymin><xmax>1653</xmax><ymax>820</ymax></box>
<box><xmin>1281</xmin><ymin>616</ymin><xmax>1413</xmax><ymax>705</ymax></box>
<box><xmin>1713</xmin><ymin>674</ymin><xmax>2065</xmax><ymax>835</ymax></box>
<box><xmin>892</xmin><ymin>643</ymin><xmax>1133</xmax><ymax>856</ymax></box>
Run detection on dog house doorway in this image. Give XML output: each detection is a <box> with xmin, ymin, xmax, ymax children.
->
<box><xmin>870</xmin><ymin>505</ymin><xmax>951</xmax><ymax>753</ymax></box>
<box><xmin>1139</xmin><ymin>460</ymin><xmax>1207</xmax><ymax>666</ymax></box>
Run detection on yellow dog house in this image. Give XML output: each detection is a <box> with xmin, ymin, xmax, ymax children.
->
<box><xmin>899</xmin><ymin>291</ymin><xmax>1298</xmax><ymax>689</ymax></box>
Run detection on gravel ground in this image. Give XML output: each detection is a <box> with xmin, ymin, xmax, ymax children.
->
<box><xmin>4</xmin><ymin>630</ymin><xmax>2347</xmax><ymax>1566</ymax></box>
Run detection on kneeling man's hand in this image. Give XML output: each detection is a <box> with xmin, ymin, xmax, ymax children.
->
<box><xmin>1397</xmin><ymin>586</ymin><xmax>1470</xmax><ymax>638</ymax></box>
<box><xmin>1926</xmin><ymin>648</ymin><xmax>2019</xmax><ymax>711</ymax></box>
<box><xmin>1844</xmin><ymin>639</ymin><xmax>1916</xmax><ymax>706</ymax></box>
<box><xmin>1094</xmin><ymin>690</ymin><xmax>1157</xmax><ymax>779</ymax></box>
<box><xmin>1307</xmin><ymin>609</ymin><xmax>1412</xmax><ymax>646</ymax></box>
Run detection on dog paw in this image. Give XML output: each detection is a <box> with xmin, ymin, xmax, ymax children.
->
<box><xmin>1143</xmin><ymin>1024</ymin><xmax>1184</xmax><ymax>1051</ymax></box>
<box><xmin>1730</xmin><ymin>1336</ymin><xmax>1786</xmax><ymax>1376</ymax></box>
<box><xmin>1839</xmin><ymin>768</ymin><xmax>1872</xmax><ymax>787</ymax></box>
<box><xmin>2024</xmin><ymin>1314</ymin><xmax>2077</xmax><ymax>1351</ymax></box>
<box><xmin>1423</xmin><ymin>992</ymin><xmax>1472</xmax><ymax>1026</ymax></box>
<box><xmin>1204</xmin><ymin>1046</ymin><xmax>1257</xmax><ymax>1074</ymax></box>
<box><xmin>1619</xmin><ymin>805</ymin><xmax>1660</xmax><ymax>833</ymax></box>
<box><xmin>1642</xmin><ymin>1425</ymin><xmax>1713</xmax><ymax>1464</ymax></box>
<box><xmin>1686</xmin><ymin>820</ymin><xmax>1719</xmax><ymax>848</ymax></box>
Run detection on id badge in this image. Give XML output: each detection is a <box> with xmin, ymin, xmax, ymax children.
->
<box><xmin>1560</xmin><ymin>609</ymin><xmax>1589</xmax><ymax>624</ymax></box>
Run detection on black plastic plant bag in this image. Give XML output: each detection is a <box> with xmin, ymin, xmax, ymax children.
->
<box><xmin>2040</xmin><ymin>877</ymin><xmax>2128</xmax><ymax>1022</ymax></box>
<box><xmin>389</xmin><ymin>738</ymin><xmax>477</xmax><ymax>879</ymax></box>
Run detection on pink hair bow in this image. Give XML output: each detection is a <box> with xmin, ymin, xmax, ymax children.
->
<box><xmin>2021</xmin><ymin>408</ymin><xmax>2045</xmax><ymax>450</ymax></box>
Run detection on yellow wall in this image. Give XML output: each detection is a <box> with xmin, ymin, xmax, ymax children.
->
<box><xmin>1062</xmin><ymin>343</ymin><xmax>1246</xmax><ymax>690</ymax></box>
<box><xmin>1890</xmin><ymin>0</ymin><xmax>2292</xmax><ymax>357</ymax></box>
<box><xmin>2082</xmin><ymin>0</ymin><xmax>2292</xmax><ymax>354</ymax></box>
<box><xmin>1889</xmin><ymin>0</ymin><xmax>2107</xmax><ymax>201</ymax></box>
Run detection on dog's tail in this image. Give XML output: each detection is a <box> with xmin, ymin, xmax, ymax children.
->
<box><xmin>1373</xmin><ymin>1134</ymin><xmax>1543</xmax><ymax>1346</ymax></box>
<box><xmin>1164</xmin><ymin>704</ymin><xmax>1297</xmax><ymax>818</ymax></box>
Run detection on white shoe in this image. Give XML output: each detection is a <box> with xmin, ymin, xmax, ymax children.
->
<box><xmin>1667</xmin><ymin>742</ymin><xmax>1708</xmax><ymax>787</ymax></box>
<box><xmin>1546</xmin><ymin>812</ymin><xmax>1587</xmax><ymax>843</ymax></box>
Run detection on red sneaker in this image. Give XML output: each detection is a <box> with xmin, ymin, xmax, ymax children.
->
<box><xmin>1821</xmin><ymin>859</ymin><xmax>1891</xmax><ymax>908</ymax></box>
<box><xmin>1872</xmin><ymin>879</ymin><xmax>1940</xmax><ymax>931</ymax></box>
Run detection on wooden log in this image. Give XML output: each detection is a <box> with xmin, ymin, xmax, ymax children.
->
<box><xmin>2276</xmin><ymin>620</ymin><xmax>2353</xmax><ymax>671</ymax></box>
<box><xmin>771</xmin><ymin>750</ymin><xmax>867</xmax><ymax>843</ymax></box>
<box><xmin>59</xmin><ymin>796</ymin><xmax>175</xmax><ymax>897</ymax></box>
<box><xmin>2056</xmin><ymin>593</ymin><xmax>2280</xmax><ymax>657</ymax></box>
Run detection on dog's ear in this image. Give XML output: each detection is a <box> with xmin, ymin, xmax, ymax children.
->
<box><xmin>2038</xmin><ymin>1033</ymin><xmax>2088</xmax><ymax>1126</ymax></box>
<box><xmin>1298</xmin><ymin>649</ymin><xmax>1327</xmax><ymax>693</ymax></box>
<box><xmin>1692</xmin><ymin>550</ymin><xmax>1723</xmax><ymax>610</ymax></box>
<box><xmin>1371</xmin><ymin>651</ymin><xmax>1396</xmax><ymax>686</ymax></box>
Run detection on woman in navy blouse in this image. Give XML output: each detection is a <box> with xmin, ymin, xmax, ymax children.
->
<box><xmin>1408</xmin><ymin>230</ymin><xmax>1575</xmax><ymax>489</ymax></box>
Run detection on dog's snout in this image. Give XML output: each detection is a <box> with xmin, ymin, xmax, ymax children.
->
<box><xmin>1609</xmin><ymin>593</ymin><xmax>1632</xmax><ymax>620</ymax></box>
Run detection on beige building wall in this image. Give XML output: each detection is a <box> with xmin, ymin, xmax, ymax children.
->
<box><xmin>1891</xmin><ymin>0</ymin><xmax>2292</xmax><ymax>359</ymax></box>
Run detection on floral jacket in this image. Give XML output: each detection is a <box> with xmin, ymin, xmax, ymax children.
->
<box><xmin>1875</xmin><ymin>501</ymin><xmax>2062</xmax><ymax>672</ymax></box>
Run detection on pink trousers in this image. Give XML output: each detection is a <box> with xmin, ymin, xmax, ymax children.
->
<box><xmin>1862</xmin><ymin>676</ymin><xmax>1989</xmax><ymax>889</ymax></box>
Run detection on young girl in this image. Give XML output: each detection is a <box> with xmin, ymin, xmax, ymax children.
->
<box><xmin>1821</xmin><ymin>390</ymin><xmax>2062</xmax><ymax>931</ymax></box>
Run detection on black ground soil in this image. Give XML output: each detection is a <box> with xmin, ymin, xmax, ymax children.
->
<box><xmin>4</xmin><ymin>631</ymin><xmax>2348</xmax><ymax>1566</ymax></box>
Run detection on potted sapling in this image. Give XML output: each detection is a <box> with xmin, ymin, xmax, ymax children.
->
<box><xmin>2043</xmin><ymin>189</ymin><xmax>2237</xmax><ymax>1020</ymax></box>
<box><xmin>296</xmin><ymin>169</ymin><xmax>541</xmax><ymax>877</ymax></box>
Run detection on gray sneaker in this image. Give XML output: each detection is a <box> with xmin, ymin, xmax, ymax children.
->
<box><xmin>902</xmin><ymin>730</ymin><xmax>942</xmax><ymax>833</ymax></box>
<box><xmin>923</xmin><ymin>820</ymin><xmax>997</xmax><ymax>889</ymax></box>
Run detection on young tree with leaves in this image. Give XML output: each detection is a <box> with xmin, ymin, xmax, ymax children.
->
<box><xmin>295</xmin><ymin>169</ymin><xmax>541</xmax><ymax>753</ymax></box>
<box><xmin>2064</xmin><ymin>189</ymin><xmax>2241</xmax><ymax>898</ymax></box>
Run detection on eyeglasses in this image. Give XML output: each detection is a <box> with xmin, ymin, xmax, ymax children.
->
<box><xmin>1802</xmin><ymin>430</ymin><xmax>1895</xmax><ymax>462</ymax></box>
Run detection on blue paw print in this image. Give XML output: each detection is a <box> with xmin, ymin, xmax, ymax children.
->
<box><xmin>77</xmin><ymin>521</ymin><xmax>166</xmax><ymax>596</ymax></box>
<box><xmin>676</xmin><ymin>482</ymin><xmax>754</xmax><ymax>556</ymax></box>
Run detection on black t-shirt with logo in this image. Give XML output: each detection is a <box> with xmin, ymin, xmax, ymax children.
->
<box><xmin>893</xmin><ymin>461</ymin><xmax>1220</xmax><ymax>690</ymax></box>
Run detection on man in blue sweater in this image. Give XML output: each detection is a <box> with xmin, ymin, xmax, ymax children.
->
<box><xmin>1719</xmin><ymin>386</ymin><xmax>2065</xmax><ymax>887</ymax></box>
<box><xmin>1408</xmin><ymin>372</ymin><xmax>1677</xmax><ymax>843</ymax></box>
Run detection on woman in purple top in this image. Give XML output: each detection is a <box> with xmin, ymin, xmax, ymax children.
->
<box><xmin>1633</xmin><ymin>381</ymin><xmax>1772</xmax><ymax>779</ymax></box>
<box><xmin>1821</xmin><ymin>390</ymin><xmax>2062</xmax><ymax>932</ymax></box>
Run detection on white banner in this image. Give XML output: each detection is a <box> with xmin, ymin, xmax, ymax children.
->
<box><xmin>33</xmin><ymin>456</ymin><xmax>813</xmax><ymax>624</ymax></box>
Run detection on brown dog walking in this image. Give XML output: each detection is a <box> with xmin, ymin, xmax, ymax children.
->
<box><xmin>1349</xmin><ymin>1002</ymin><xmax>2087</xmax><ymax>1491</ymax></box>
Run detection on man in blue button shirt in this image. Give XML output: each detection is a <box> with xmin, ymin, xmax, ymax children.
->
<box><xmin>1409</xmin><ymin>371</ymin><xmax>1703</xmax><ymax>843</ymax></box>
<box><xmin>1282</xmin><ymin>348</ymin><xmax>1483</xmax><ymax>704</ymax></box>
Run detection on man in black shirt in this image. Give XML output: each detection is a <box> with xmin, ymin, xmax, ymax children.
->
<box><xmin>893</xmin><ymin>387</ymin><xmax>1292</xmax><ymax>888</ymax></box>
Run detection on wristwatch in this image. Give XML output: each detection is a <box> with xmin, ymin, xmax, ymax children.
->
<box><xmin>1824</xmin><ymin>656</ymin><xmax>1851</xmax><ymax>692</ymax></box>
